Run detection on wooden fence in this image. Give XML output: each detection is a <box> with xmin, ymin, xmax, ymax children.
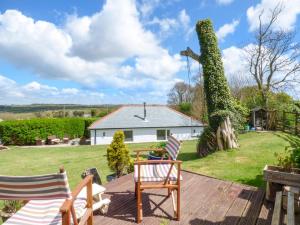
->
<box><xmin>276</xmin><ymin>111</ymin><xmax>300</xmax><ymax>136</ymax></box>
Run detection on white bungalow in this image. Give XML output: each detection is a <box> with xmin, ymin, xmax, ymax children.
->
<box><xmin>89</xmin><ymin>104</ymin><xmax>204</xmax><ymax>145</ymax></box>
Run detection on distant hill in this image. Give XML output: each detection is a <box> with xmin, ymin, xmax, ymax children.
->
<box><xmin>0</xmin><ymin>104</ymin><xmax>118</xmax><ymax>113</ymax></box>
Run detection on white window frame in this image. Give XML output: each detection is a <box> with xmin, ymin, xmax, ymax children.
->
<box><xmin>156</xmin><ymin>129</ymin><xmax>170</xmax><ymax>141</ymax></box>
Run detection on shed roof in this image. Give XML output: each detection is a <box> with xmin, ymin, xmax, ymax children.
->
<box><xmin>89</xmin><ymin>105</ymin><xmax>203</xmax><ymax>129</ymax></box>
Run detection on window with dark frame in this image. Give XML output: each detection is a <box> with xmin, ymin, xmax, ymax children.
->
<box><xmin>124</xmin><ymin>130</ymin><xmax>133</xmax><ymax>142</ymax></box>
<box><xmin>157</xmin><ymin>130</ymin><xmax>166</xmax><ymax>140</ymax></box>
<box><xmin>167</xmin><ymin>129</ymin><xmax>170</xmax><ymax>137</ymax></box>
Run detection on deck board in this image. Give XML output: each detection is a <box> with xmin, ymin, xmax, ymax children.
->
<box><xmin>94</xmin><ymin>171</ymin><xmax>272</xmax><ymax>225</ymax></box>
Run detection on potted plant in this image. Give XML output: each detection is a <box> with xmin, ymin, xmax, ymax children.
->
<box><xmin>148</xmin><ymin>142</ymin><xmax>169</xmax><ymax>160</ymax></box>
<box><xmin>106</xmin><ymin>131</ymin><xmax>131</xmax><ymax>181</ymax></box>
<box><xmin>264</xmin><ymin>146</ymin><xmax>300</xmax><ymax>201</ymax></box>
<box><xmin>0</xmin><ymin>200</ymin><xmax>23</xmax><ymax>222</ymax></box>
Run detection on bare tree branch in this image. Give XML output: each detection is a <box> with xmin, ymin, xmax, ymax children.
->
<box><xmin>244</xmin><ymin>3</ymin><xmax>300</xmax><ymax>107</ymax></box>
<box><xmin>180</xmin><ymin>47</ymin><xmax>201</xmax><ymax>63</ymax></box>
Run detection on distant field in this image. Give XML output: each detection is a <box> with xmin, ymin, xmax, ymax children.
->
<box><xmin>0</xmin><ymin>104</ymin><xmax>118</xmax><ymax>113</ymax></box>
<box><xmin>0</xmin><ymin>104</ymin><xmax>118</xmax><ymax>120</ymax></box>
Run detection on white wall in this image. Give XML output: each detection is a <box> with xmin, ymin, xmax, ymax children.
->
<box><xmin>90</xmin><ymin>126</ymin><xmax>203</xmax><ymax>145</ymax></box>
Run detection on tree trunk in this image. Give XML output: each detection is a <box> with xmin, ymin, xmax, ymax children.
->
<box><xmin>181</xmin><ymin>19</ymin><xmax>240</xmax><ymax>157</ymax></box>
<box><xmin>216</xmin><ymin>117</ymin><xmax>238</xmax><ymax>150</ymax></box>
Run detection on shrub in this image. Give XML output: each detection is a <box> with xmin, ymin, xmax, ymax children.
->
<box><xmin>83</xmin><ymin>118</ymin><xmax>97</xmax><ymax>138</ymax></box>
<box><xmin>149</xmin><ymin>142</ymin><xmax>168</xmax><ymax>158</ymax></box>
<box><xmin>0</xmin><ymin>118</ymin><xmax>97</xmax><ymax>145</ymax></box>
<box><xmin>179</xmin><ymin>102</ymin><xmax>192</xmax><ymax>116</ymax></box>
<box><xmin>275</xmin><ymin>146</ymin><xmax>300</xmax><ymax>169</ymax></box>
<box><xmin>107</xmin><ymin>131</ymin><xmax>131</xmax><ymax>177</ymax></box>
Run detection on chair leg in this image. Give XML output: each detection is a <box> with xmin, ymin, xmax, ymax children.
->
<box><xmin>87</xmin><ymin>212</ymin><xmax>93</xmax><ymax>225</ymax></box>
<box><xmin>136</xmin><ymin>182</ymin><xmax>142</xmax><ymax>223</ymax></box>
<box><xmin>62</xmin><ymin>211</ymin><xmax>71</xmax><ymax>225</ymax></box>
<box><xmin>176</xmin><ymin>187</ymin><xmax>180</xmax><ymax>221</ymax></box>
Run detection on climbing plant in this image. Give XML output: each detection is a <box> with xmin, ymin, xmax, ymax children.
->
<box><xmin>181</xmin><ymin>19</ymin><xmax>246</xmax><ymax>156</ymax></box>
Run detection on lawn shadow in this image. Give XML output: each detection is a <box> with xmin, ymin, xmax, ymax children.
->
<box><xmin>274</xmin><ymin>132</ymin><xmax>300</xmax><ymax>149</ymax></box>
<box><xmin>177</xmin><ymin>152</ymin><xmax>199</xmax><ymax>161</ymax></box>
<box><xmin>236</xmin><ymin>174</ymin><xmax>264</xmax><ymax>188</ymax></box>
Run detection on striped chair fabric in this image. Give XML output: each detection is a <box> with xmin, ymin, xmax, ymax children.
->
<box><xmin>0</xmin><ymin>172</ymin><xmax>72</xmax><ymax>200</ymax></box>
<box><xmin>165</xmin><ymin>135</ymin><xmax>181</xmax><ymax>160</ymax></box>
<box><xmin>134</xmin><ymin>164</ymin><xmax>183</xmax><ymax>182</ymax></box>
<box><xmin>4</xmin><ymin>197</ymin><xmax>87</xmax><ymax>225</ymax></box>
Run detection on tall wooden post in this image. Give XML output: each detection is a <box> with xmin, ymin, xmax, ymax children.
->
<box><xmin>283</xmin><ymin>111</ymin><xmax>286</xmax><ymax>132</ymax></box>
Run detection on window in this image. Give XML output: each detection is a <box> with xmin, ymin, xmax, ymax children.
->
<box><xmin>193</xmin><ymin>129</ymin><xmax>196</xmax><ymax>133</ymax></box>
<box><xmin>103</xmin><ymin>132</ymin><xmax>106</xmax><ymax>137</ymax></box>
<box><xmin>124</xmin><ymin>130</ymin><xmax>133</xmax><ymax>142</ymax></box>
<box><xmin>167</xmin><ymin>130</ymin><xmax>170</xmax><ymax>137</ymax></box>
<box><xmin>157</xmin><ymin>130</ymin><xmax>166</xmax><ymax>140</ymax></box>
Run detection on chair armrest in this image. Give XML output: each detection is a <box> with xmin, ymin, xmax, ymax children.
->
<box><xmin>60</xmin><ymin>199</ymin><xmax>73</xmax><ymax>213</ymax></box>
<box><xmin>134</xmin><ymin>160</ymin><xmax>182</xmax><ymax>165</ymax></box>
<box><xmin>60</xmin><ymin>175</ymin><xmax>93</xmax><ymax>213</ymax></box>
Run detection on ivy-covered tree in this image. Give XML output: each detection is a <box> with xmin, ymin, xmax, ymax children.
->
<box><xmin>107</xmin><ymin>131</ymin><xmax>131</xmax><ymax>177</ymax></box>
<box><xmin>181</xmin><ymin>19</ymin><xmax>243</xmax><ymax>156</ymax></box>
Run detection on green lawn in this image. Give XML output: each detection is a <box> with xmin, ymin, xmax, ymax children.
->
<box><xmin>0</xmin><ymin>131</ymin><xmax>297</xmax><ymax>188</ymax></box>
<box><xmin>0</xmin><ymin>131</ymin><xmax>299</xmax><ymax>223</ymax></box>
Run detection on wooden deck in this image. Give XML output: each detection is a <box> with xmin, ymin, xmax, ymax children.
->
<box><xmin>94</xmin><ymin>171</ymin><xmax>275</xmax><ymax>225</ymax></box>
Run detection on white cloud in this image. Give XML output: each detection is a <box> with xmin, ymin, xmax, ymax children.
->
<box><xmin>147</xmin><ymin>17</ymin><xmax>178</xmax><ymax>36</ymax></box>
<box><xmin>0</xmin><ymin>75</ymin><xmax>105</xmax><ymax>104</ymax></box>
<box><xmin>138</xmin><ymin>0</ymin><xmax>180</xmax><ymax>17</ymax></box>
<box><xmin>216</xmin><ymin>0</ymin><xmax>234</xmax><ymax>5</ymax></box>
<box><xmin>216</xmin><ymin>19</ymin><xmax>239</xmax><ymax>41</ymax></box>
<box><xmin>0</xmin><ymin>0</ymin><xmax>183</xmax><ymax>91</ymax></box>
<box><xmin>139</xmin><ymin>0</ymin><xmax>161</xmax><ymax>17</ymax></box>
<box><xmin>247</xmin><ymin>0</ymin><xmax>300</xmax><ymax>31</ymax></box>
<box><xmin>179</xmin><ymin>9</ymin><xmax>190</xmax><ymax>30</ymax></box>
<box><xmin>61</xmin><ymin>88</ymin><xmax>80</xmax><ymax>95</ymax></box>
<box><xmin>147</xmin><ymin>9</ymin><xmax>191</xmax><ymax>39</ymax></box>
<box><xmin>222</xmin><ymin>46</ymin><xmax>249</xmax><ymax>77</ymax></box>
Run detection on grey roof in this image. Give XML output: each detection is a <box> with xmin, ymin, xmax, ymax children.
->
<box><xmin>89</xmin><ymin>105</ymin><xmax>203</xmax><ymax>129</ymax></box>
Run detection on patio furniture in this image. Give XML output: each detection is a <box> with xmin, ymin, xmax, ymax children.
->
<box><xmin>35</xmin><ymin>137</ymin><xmax>45</xmax><ymax>145</ymax></box>
<box><xmin>77</xmin><ymin>183</ymin><xmax>111</xmax><ymax>214</ymax></box>
<box><xmin>81</xmin><ymin>168</ymin><xmax>111</xmax><ymax>214</ymax></box>
<box><xmin>0</xmin><ymin>167</ymin><xmax>94</xmax><ymax>225</ymax></box>
<box><xmin>47</xmin><ymin>135</ymin><xmax>61</xmax><ymax>145</ymax></box>
<box><xmin>134</xmin><ymin>135</ymin><xmax>182</xmax><ymax>223</ymax></box>
<box><xmin>63</xmin><ymin>136</ymin><xmax>70</xmax><ymax>144</ymax></box>
<box><xmin>271</xmin><ymin>186</ymin><xmax>299</xmax><ymax>225</ymax></box>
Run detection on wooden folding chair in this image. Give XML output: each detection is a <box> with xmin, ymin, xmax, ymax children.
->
<box><xmin>0</xmin><ymin>167</ymin><xmax>93</xmax><ymax>225</ymax></box>
<box><xmin>134</xmin><ymin>135</ymin><xmax>182</xmax><ymax>223</ymax></box>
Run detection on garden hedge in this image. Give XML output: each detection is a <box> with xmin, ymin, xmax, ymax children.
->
<box><xmin>0</xmin><ymin>118</ymin><xmax>97</xmax><ymax>145</ymax></box>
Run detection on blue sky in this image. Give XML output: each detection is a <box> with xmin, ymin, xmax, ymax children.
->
<box><xmin>0</xmin><ymin>0</ymin><xmax>299</xmax><ymax>105</ymax></box>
